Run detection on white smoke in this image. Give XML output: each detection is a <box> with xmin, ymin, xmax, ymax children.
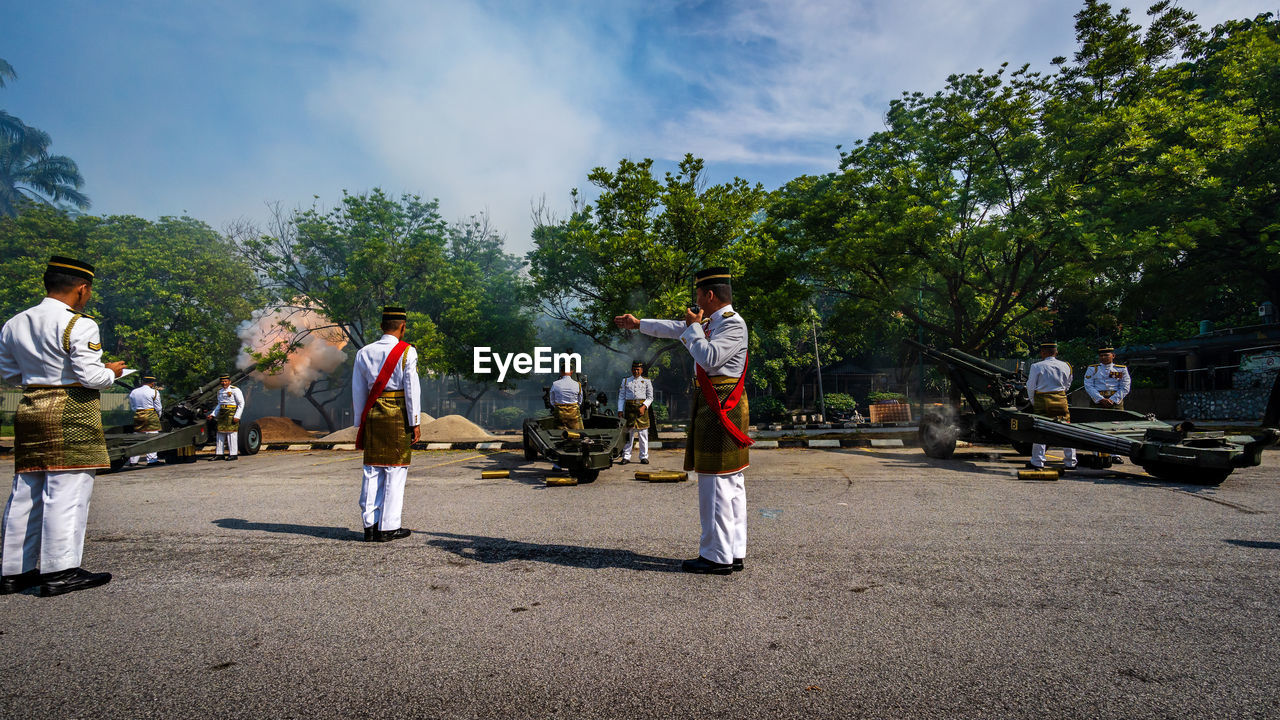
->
<box><xmin>236</xmin><ymin>306</ymin><xmax>349</xmax><ymax>396</ymax></box>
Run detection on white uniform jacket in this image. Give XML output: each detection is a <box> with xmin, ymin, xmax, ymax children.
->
<box><xmin>617</xmin><ymin>376</ymin><xmax>654</xmax><ymax>412</ymax></box>
<box><xmin>128</xmin><ymin>384</ymin><xmax>163</xmax><ymax>413</ymax></box>
<box><xmin>1026</xmin><ymin>357</ymin><xmax>1073</xmax><ymax>395</ymax></box>
<box><xmin>549</xmin><ymin>376</ymin><xmax>583</xmax><ymax>405</ymax></box>
<box><xmin>1083</xmin><ymin>363</ymin><xmax>1131</xmax><ymax>403</ymax></box>
<box><xmin>639</xmin><ymin>305</ymin><xmax>748</xmax><ymax>378</ymax></box>
<box><xmin>0</xmin><ymin>297</ymin><xmax>116</xmax><ymax>389</ymax></box>
<box><xmin>351</xmin><ymin>335</ymin><xmax>421</xmax><ymax>428</ymax></box>
<box><xmin>211</xmin><ymin>387</ymin><xmax>246</xmax><ymax>421</ymax></box>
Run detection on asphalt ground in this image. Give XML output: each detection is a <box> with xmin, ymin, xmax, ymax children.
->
<box><xmin>1</xmin><ymin>446</ymin><xmax>1278</xmax><ymax>719</ymax></box>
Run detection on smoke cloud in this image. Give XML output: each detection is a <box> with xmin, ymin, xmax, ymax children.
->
<box><xmin>236</xmin><ymin>306</ymin><xmax>349</xmax><ymax>396</ymax></box>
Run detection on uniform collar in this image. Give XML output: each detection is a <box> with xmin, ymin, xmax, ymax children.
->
<box><xmin>41</xmin><ymin>297</ymin><xmax>75</xmax><ymax>312</ymax></box>
<box><xmin>708</xmin><ymin>304</ymin><xmax>734</xmax><ymax>323</ymax></box>
<box><xmin>379</xmin><ymin>334</ymin><xmax>399</xmax><ymax>343</ymax></box>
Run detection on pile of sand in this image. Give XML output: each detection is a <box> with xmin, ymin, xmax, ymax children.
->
<box><xmin>418</xmin><ymin>414</ymin><xmax>498</xmax><ymax>442</ymax></box>
<box><xmin>318</xmin><ymin>413</ymin><xmax>436</xmax><ymax>442</ymax></box>
<box><xmin>254</xmin><ymin>416</ymin><xmax>316</xmax><ymax>443</ymax></box>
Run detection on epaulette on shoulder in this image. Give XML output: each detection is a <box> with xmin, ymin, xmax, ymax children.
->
<box><xmin>722</xmin><ymin>311</ymin><xmax>736</xmax><ymax>318</ymax></box>
<box><xmin>1114</xmin><ymin>364</ymin><xmax>1126</xmax><ymax>368</ymax></box>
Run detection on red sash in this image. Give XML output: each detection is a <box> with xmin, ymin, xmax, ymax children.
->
<box><xmin>355</xmin><ymin>340</ymin><xmax>410</xmax><ymax>450</ymax></box>
<box><xmin>695</xmin><ymin>353</ymin><xmax>754</xmax><ymax>448</ymax></box>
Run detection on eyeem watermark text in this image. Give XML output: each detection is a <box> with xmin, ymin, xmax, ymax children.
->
<box><xmin>473</xmin><ymin>347</ymin><xmax>581</xmax><ymax>383</ymax></box>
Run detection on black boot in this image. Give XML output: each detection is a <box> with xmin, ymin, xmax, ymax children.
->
<box><xmin>363</xmin><ymin>525</ymin><xmax>379</xmax><ymax>542</ymax></box>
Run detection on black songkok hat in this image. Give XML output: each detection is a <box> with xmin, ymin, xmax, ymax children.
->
<box><xmin>1097</xmin><ymin>346</ymin><xmax>1115</xmax><ymax>354</ymax></box>
<box><xmin>382</xmin><ymin>306</ymin><xmax>408</xmax><ymax>322</ymax></box>
<box><xmin>1039</xmin><ymin>341</ymin><xmax>1058</xmax><ymax>351</ymax></box>
<box><xmin>632</xmin><ymin>360</ymin><xmax>644</xmax><ymax>369</ymax></box>
<box><xmin>694</xmin><ymin>266</ymin><xmax>732</xmax><ymax>289</ymax></box>
<box><xmin>142</xmin><ymin>375</ymin><xmax>157</xmax><ymax>383</ymax></box>
<box><xmin>219</xmin><ymin>374</ymin><xmax>230</xmax><ymax>381</ymax></box>
<box><xmin>46</xmin><ymin>255</ymin><xmax>95</xmax><ymax>281</ymax></box>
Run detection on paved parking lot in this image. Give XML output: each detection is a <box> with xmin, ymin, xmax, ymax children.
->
<box><xmin>2</xmin><ymin>446</ymin><xmax>1278</xmax><ymax>719</ymax></box>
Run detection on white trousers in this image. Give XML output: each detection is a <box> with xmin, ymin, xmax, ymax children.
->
<box><xmin>215</xmin><ymin>431</ymin><xmax>238</xmax><ymax>456</ymax></box>
<box><xmin>360</xmin><ymin>465</ymin><xmax>407</xmax><ymax>530</ymax></box>
<box><xmin>697</xmin><ymin>471</ymin><xmax>746</xmax><ymax>565</ymax></box>
<box><xmin>2</xmin><ymin>471</ymin><xmax>95</xmax><ymax>575</ymax></box>
<box><xmin>130</xmin><ymin>430</ymin><xmax>160</xmax><ymax>464</ymax></box>
<box><xmin>622</xmin><ymin>428</ymin><xmax>649</xmax><ymax>460</ymax></box>
<box><xmin>1031</xmin><ymin>443</ymin><xmax>1076</xmax><ymax>468</ymax></box>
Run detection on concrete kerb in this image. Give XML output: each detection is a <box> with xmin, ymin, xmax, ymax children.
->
<box><xmin>276</xmin><ymin>432</ymin><xmax>920</xmax><ymax>452</ymax></box>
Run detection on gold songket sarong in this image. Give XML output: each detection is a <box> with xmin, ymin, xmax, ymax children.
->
<box><xmin>133</xmin><ymin>408</ymin><xmax>161</xmax><ymax>432</ymax></box>
<box><xmin>684</xmin><ymin>376</ymin><xmax>750</xmax><ymax>475</ymax></box>
<box><xmin>1033</xmin><ymin>390</ymin><xmax>1070</xmax><ymax>421</ymax></box>
<box><xmin>553</xmin><ymin>403</ymin><xmax>583</xmax><ymax>430</ymax></box>
<box><xmin>624</xmin><ymin>399</ymin><xmax>650</xmax><ymax>430</ymax></box>
<box><xmin>363</xmin><ymin>390</ymin><xmax>412</xmax><ymax>467</ymax></box>
<box><xmin>1091</xmin><ymin>391</ymin><xmax>1124</xmax><ymax>411</ymax></box>
<box><xmin>216</xmin><ymin>405</ymin><xmax>240</xmax><ymax>433</ymax></box>
<box><xmin>14</xmin><ymin>386</ymin><xmax>110</xmax><ymax>472</ymax></box>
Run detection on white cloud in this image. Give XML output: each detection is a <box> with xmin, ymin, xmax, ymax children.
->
<box><xmin>311</xmin><ymin>1</ymin><xmax>624</xmax><ymax>250</ymax></box>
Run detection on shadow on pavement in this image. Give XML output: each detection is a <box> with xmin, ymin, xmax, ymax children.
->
<box><xmin>423</xmin><ymin>531</ymin><xmax>680</xmax><ymax>572</ymax></box>
<box><xmin>1224</xmin><ymin>539</ymin><xmax>1280</xmax><ymax>550</ymax></box>
<box><xmin>212</xmin><ymin>517</ymin><xmax>363</xmax><ymax>541</ymax></box>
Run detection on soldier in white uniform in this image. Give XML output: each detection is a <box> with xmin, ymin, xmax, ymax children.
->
<box><xmin>352</xmin><ymin>306</ymin><xmax>421</xmax><ymax>542</ymax></box>
<box><xmin>1025</xmin><ymin>341</ymin><xmax>1077</xmax><ymax>471</ymax></box>
<box><xmin>207</xmin><ymin>375</ymin><xmax>245</xmax><ymax>460</ymax></box>
<box><xmin>548</xmin><ymin>369</ymin><xmax>583</xmax><ymax>429</ymax></box>
<box><xmin>617</xmin><ymin>360</ymin><xmax>654</xmax><ymax>465</ymax></box>
<box><xmin>0</xmin><ymin>256</ymin><xmax>125</xmax><ymax>597</ymax></box>
<box><xmin>127</xmin><ymin>375</ymin><xmax>163</xmax><ymax>466</ymax></box>
<box><xmin>616</xmin><ymin>266</ymin><xmax>751</xmax><ymax>575</ymax></box>
<box><xmin>1084</xmin><ymin>347</ymin><xmax>1131</xmax><ymax>410</ymax></box>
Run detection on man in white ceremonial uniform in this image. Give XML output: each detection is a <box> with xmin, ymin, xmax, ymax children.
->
<box><xmin>1026</xmin><ymin>340</ymin><xmax>1077</xmax><ymax>471</ymax></box>
<box><xmin>615</xmin><ymin>266</ymin><xmax>751</xmax><ymax>575</ymax></box>
<box><xmin>547</xmin><ymin>368</ymin><xmax>583</xmax><ymax>473</ymax></box>
<box><xmin>128</xmin><ymin>374</ymin><xmax>163</xmax><ymax>466</ymax></box>
<box><xmin>0</xmin><ymin>256</ymin><xmax>125</xmax><ymax>597</ymax></box>
<box><xmin>1084</xmin><ymin>347</ymin><xmax>1131</xmax><ymax>410</ymax></box>
<box><xmin>617</xmin><ymin>360</ymin><xmax>654</xmax><ymax>465</ymax></box>
<box><xmin>352</xmin><ymin>306</ymin><xmax>421</xmax><ymax>542</ymax></box>
<box><xmin>207</xmin><ymin>375</ymin><xmax>245</xmax><ymax>460</ymax></box>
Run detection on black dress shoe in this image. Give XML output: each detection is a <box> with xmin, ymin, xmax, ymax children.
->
<box><xmin>732</xmin><ymin>558</ymin><xmax>744</xmax><ymax>572</ymax></box>
<box><xmin>37</xmin><ymin>567</ymin><xmax>112</xmax><ymax>597</ymax></box>
<box><xmin>619</xmin><ymin>459</ymin><xmax>630</xmax><ymax>465</ymax></box>
<box><xmin>226</xmin><ymin>455</ymin><xmax>238</xmax><ymax>461</ymax></box>
<box><xmin>381</xmin><ymin>528</ymin><xmax>411</xmax><ymax>541</ymax></box>
<box><xmin>681</xmin><ymin>556</ymin><xmax>733</xmax><ymax>575</ymax></box>
<box><xmin>640</xmin><ymin>459</ymin><xmax>650</xmax><ymax>465</ymax></box>
<box><xmin>0</xmin><ymin>569</ymin><xmax>41</xmax><ymax>594</ymax></box>
<box><xmin>1024</xmin><ymin>462</ymin><xmax>1045</xmax><ymax>470</ymax></box>
<box><xmin>210</xmin><ymin>455</ymin><xmax>224</xmax><ymax>461</ymax></box>
<box><xmin>364</xmin><ymin>525</ymin><xmax>379</xmax><ymax>542</ymax></box>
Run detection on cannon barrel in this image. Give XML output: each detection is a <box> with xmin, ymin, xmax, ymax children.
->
<box><xmin>163</xmin><ymin>368</ymin><xmax>254</xmax><ymax>428</ymax></box>
<box><xmin>904</xmin><ymin>338</ymin><xmax>1018</xmax><ymax>379</ymax></box>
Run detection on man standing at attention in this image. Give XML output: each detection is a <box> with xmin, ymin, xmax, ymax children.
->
<box><xmin>615</xmin><ymin>267</ymin><xmax>752</xmax><ymax>575</ymax></box>
<box><xmin>1026</xmin><ymin>341</ymin><xmax>1077</xmax><ymax>471</ymax></box>
<box><xmin>617</xmin><ymin>360</ymin><xmax>653</xmax><ymax>465</ymax></box>
<box><xmin>1084</xmin><ymin>347</ymin><xmax>1131</xmax><ymax>410</ymax></box>
<box><xmin>0</xmin><ymin>256</ymin><xmax>126</xmax><ymax>597</ymax></box>
<box><xmin>207</xmin><ymin>375</ymin><xmax>245</xmax><ymax>461</ymax></box>
<box><xmin>128</xmin><ymin>374</ymin><xmax>163</xmax><ymax>466</ymax></box>
<box><xmin>352</xmin><ymin>306</ymin><xmax>421</xmax><ymax>543</ymax></box>
<box><xmin>548</xmin><ymin>366</ymin><xmax>583</xmax><ymax>430</ymax></box>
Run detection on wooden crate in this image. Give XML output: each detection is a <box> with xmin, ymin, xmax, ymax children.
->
<box><xmin>869</xmin><ymin>402</ymin><xmax>912</xmax><ymax>423</ymax></box>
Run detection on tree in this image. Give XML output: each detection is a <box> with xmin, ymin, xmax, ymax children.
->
<box><xmin>0</xmin><ymin>205</ymin><xmax>263</xmax><ymax>392</ymax></box>
<box><xmin>0</xmin><ymin>59</ymin><xmax>89</xmax><ymax>217</ymax></box>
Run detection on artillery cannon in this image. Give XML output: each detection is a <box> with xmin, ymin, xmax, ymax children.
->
<box><xmin>521</xmin><ymin>373</ymin><xmax>625</xmax><ymax>484</ymax></box>
<box><xmin>907</xmin><ymin>340</ymin><xmax>1280</xmax><ymax>485</ymax></box>
<box><xmin>102</xmin><ymin>369</ymin><xmax>261</xmax><ymax>471</ymax></box>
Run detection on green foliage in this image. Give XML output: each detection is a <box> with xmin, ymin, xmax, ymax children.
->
<box><xmin>822</xmin><ymin>393</ymin><xmax>858</xmax><ymax>413</ymax></box>
<box><xmin>489</xmin><ymin>406</ymin><xmax>525</xmax><ymax>430</ymax></box>
<box><xmin>868</xmin><ymin>391</ymin><xmax>906</xmax><ymax>404</ymax></box>
<box><xmin>649</xmin><ymin>402</ymin><xmax>669</xmax><ymax>424</ymax></box>
<box><xmin>0</xmin><ymin>205</ymin><xmax>263</xmax><ymax>392</ymax></box>
<box><xmin>751</xmin><ymin>395</ymin><xmax>788</xmax><ymax>423</ymax></box>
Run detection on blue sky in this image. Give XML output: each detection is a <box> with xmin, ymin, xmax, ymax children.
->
<box><xmin>3</xmin><ymin>0</ymin><xmax>1269</xmax><ymax>253</ymax></box>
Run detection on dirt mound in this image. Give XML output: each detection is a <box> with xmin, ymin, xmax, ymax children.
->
<box><xmin>254</xmin><ymin>416</ymin><xmax>316</xmax><ymax>443</ymax></box>
<box><xmin>318</xmin><ymin>413</ymin><xmax>436</xmax><ymax>442</ymax></box>
<box><xmin>418</xmin><ymin>414</ymin><xmax>498</xmax><ymax>442</ymax></box>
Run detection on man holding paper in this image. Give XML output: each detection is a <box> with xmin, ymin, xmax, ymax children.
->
<box><xmin>0</xmin><ymin>256</ymin><xmax>125</xmax><ymax>596</ymax></box>
<box><xmin>614</xmin><ymin>267</ymin><xmax>752</xmax><ymax>576</ymax></box>
<box><xmin>352</xmin><ymin>306</ymin><xmax>421</xmax><ymax>542</ymax></box>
